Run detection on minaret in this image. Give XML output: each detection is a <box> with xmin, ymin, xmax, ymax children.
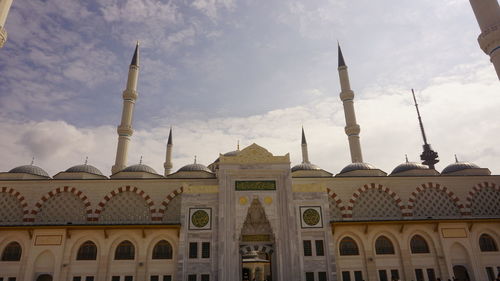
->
<box><xmin>301</xmin><ymin>127</ymin><xmax>310</xmax><ymax>163</ymax></box>
<box><xmin>469</xmin><ymin>0</ymin><xmax>500</xmax><ymax>79</ymax></box>
<box><xmin>337</xmin><ymin>44</ymin><xmax>363</xmax><ymax>163</ymax></box>
<box><xmin>411</xmin><ymin>89</ymin><xmax>439</xmax><ymax>169</ymax></box>
<box><xmin>111</xmin><ymin>42</ymin><xmax>140</xmax><ymax>174</ymax></box>
<box><xmin>0</xmin><ymin>0</ymin><xmax>14</xmax><ymax>48</ymax></box>
<box><xmin>164</xmin><ymin>127</ymin><xmax>173</xmax><ymax>176</ymax></box>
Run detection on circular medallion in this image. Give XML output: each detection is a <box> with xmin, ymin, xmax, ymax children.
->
<box><xmin>239</xmin><ymin>196</ymin><xmax>248</xmax><ymax>205</ymax></box>
<box><xmin>191</xmin><ymin>210</ymin><xmax>209</xmax><ymax>228</ymax></box>
<box><xmin>302</xmin><ymin>208</ymin><xmax>320</xmax><ymax>226</ymax></box>
<box><xmin>264</xmin><ymin>196</ymin><xmax>273</xmax><ymax>205</ymax></box>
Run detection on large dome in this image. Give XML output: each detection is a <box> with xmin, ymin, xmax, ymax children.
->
<box><xmin>178</xmin><ymin>163</ymin><xmax>212</xmax><ymax>173</ymax></box>
<box><xmin>339</xmin><ymin>162</ymin><xmax>377</xmax><ymax>174</ymax></box>
<box><xmin>442</xmin><ymin>161</ymin><xmax>480</xmax><ymax>174</ymax></box>
<box><xmin>66</xmin><ymin>164</ymin><xmax>104</xmax><ymax>176</ymax></box>
<box><xmin>9</xmin><ymin>165</ymin><xmax>50</xmax><ymax>178</ymax></box>
<box><xmin>391</xmin><ymin>162</ymin><xmax>429</xmax><ymax>175</ymax></box>
<box><xmin>122</xmin><ymin>164</ymin><xmax>159</xmax><ymax>174</ymax></box>
<box><xmin>291</xmin><ymin>163</ymin><xmax>321</xmax><ymax>172</ymax></box>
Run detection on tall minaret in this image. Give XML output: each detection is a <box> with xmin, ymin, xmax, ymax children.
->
<box><xmin>0</xmin><ymin>0</ymin><xmax>14</xmax><ymax>48</ymax></box>
<box><xmin>469</xmin><ymin>0</ymin><xmax>500</xmax><ymax>79</ymax></box>
<box><xmin>411</xmin><ymin>89</ymin><xmax>439</xmax><ymax>169</ymax></box>
<box><xmin>337</xmin><ymin>44</ymin><xmax>363</xmax><ymax>163</ymax></box>
<box><xmin>301</xmin><ymin>127</ymin><xmax>310</xmax><ymax>163</ymax></box>
<box><xmin>111</xmin><ymin>42</ymin><xmax>140</xmax><ymax>174</ymax></box>
<box><xmin>163</xmin><ymin>127</ymin><xmax>173</xmax><ymax>176</ymax></box>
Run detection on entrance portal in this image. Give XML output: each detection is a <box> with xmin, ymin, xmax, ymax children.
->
<box><xmin>36</xmin><ymin>274</ymin><xmax>53</xmax><ymax>281</ymax></box>
<box><xmin>242</xmin><ymin>250</ymin><xmax>272</xmax><ymax>281</ymax></box>
<box><xmin>453</xmin><ymin>265</ymin><xmax>470</xmax><ymax>281</ymax></box>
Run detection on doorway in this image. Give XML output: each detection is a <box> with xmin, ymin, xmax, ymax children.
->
<box><xmin>36</xmin><ymin>274</ymin><xmax>53</xmax><ymax>281</ymax></box>
<box><xmin>241</xmin><ymin>250</ymin><xmax>272</xmax><ymax>281</ymax></box>
<box><xmin>453</xmin><ymin>265</ymin><xmax>470</xmax><ymax>281</ymax></box>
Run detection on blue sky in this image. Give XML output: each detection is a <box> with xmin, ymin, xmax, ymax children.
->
<box><xmin>1</xmin><ymin>0</ymin><xmax>499</xmax><ymax>176</ymax></box>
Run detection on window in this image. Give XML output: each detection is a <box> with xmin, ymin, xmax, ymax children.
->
<box><xmin>339</xmin><ymin>237</ymin><xmax>359</xmax><ymax>256</ymax></box>
<box><xmin>318</xmin><ymin>272</ymin><xmax>327</xmax><ymax>281</ymax></box>
<box><xmin>479</xmin><ymin>234</ymin><xmax>498</xmax><ymax>252</ymax></box>
<box><xmin>201</xmin><ymin>275</ymin><xmax>209</xmax><ymax>281</ymax></box>
<box><xmin>410</xmin><ymin>235</ymin><xmax>430</xmax><ymax>254</ymax></box>
<box><xmin>341</xmin><ymin>271</ymin><xmax>351</xmax><ymax>281</ymax></box>
<box><xmin>306</xmin><ymin>272</ymin><xmax>315</xmax><ymax>281</ymax></box>
<box><xmin>8</xmin><ymin>278</ymin><xmax>15</xmax><ymax>281</ymax></box>
<box><xmin>1</xmin><ymin>242</ymin><xmax>22</xmax><ymax>261</ymax></box>
<box><xmin>77</xmin><ymin>241</ymin><xmax>97</xmax><ymax>260</ymax></box>
<box><xmin>378</xmin><ymin>270</ymin><xmax>388</xmax><ymax>281</ymax></box>
<box><xmin>375</xmin><ymin>236</ymin><xmax>395</xmax><ymax>255</ymax></box>
<box><xmin>486</xmin><ymin>267</ymin><xmax>495</xmax><ymax>281</ymax></box>
<box><xmin>163</xmin><ymin>276</ymin><xmax>172</xmax><ymax>281</ymax></box>
<box><xmin>189</xmin><ymin>243</ymin><xmax>198</xmax><ymax>258</ymax></box>
<box><xmin>73</xmin><ymin>277</ymin><xmax>82</xmax><ymax>281</ymax></box>
<box><xmin>115</xmin><ymin>241</ymin><xmax>135</xmax><ymax>260</ymax></box>
<box><xmin>150</xmin><ymin>276</ymin><xmax>159</xmax><ymax>281</ymax></box>
<box><xmin>188</xmin><ymin>275</ymin><xmax>196</xmax><ymax>281</ymax></box>
<box><xmin>303</xmin><ymin>240</ymin><xmax>312</xmax><ymax>256</ymax></box>
<box><xmin>152</xmin><ymin>240</ymin><xmax>172</xmax><ymax>259</ymax></box>
<box><xmin>85</xmin><ymin>277</ymin><xmax>94</xmax><ymax>281</ymax></box>
<box><xmin>315</xmin><ymin>240</ymin><xmax>324</xmax><ymax>256</ymax></box>
<box><xmin>124</xmin><ymin>276</ymin><xmax>133</xmax><ymax>281</ymax></box>
<box><xmin>112</xmin><ymin>277</ymin><xmax>120</xmax><ymax>281</ymax></box>
<box><xmin>354</xmin><ymin>271</ymin><xmax>363</xmax><ymax>281</ymax></box>
<box><xmin>415</xmin><ymin>269</ymin><xmax>424</xmax><ymax>281</ymax></box>
<box><xmin>426</xmin><ymin>268</ymin><xmax>436</xmax><ymax>281</ymax></box>
<box><xmin>390</xmin><ymin>269</ymin><xmax>399</xmax><ymax>281</ymax></box>
<box><xmin>201</xmin><ymin>242</ymin><xmax>210</xmax><ymax>258</ymax></box>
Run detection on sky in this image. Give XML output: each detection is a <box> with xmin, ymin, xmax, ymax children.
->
<box><xmin>0</xmin><ymin>0</ymin><xmax>499</xmax><ymax>176</ymax></box>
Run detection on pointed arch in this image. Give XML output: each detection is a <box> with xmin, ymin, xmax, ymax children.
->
<box><xmin>76</xmin><ymin>240</ymin><xmax>97</xmax><ymax>260</ymax></box>
<box><xmin>326</xmin><ymin>188</ymin><xmax>346</xmax><ymax>219</ymax></box>
<box><xmin>158</xmin><ymin>186</ymin><xmax>184</xmax><ymax>222</ymax></box>
<box><xmin>114</xmin><ymin>240</ymin><xmax>135</xmax><ymax>260</ymax></box>
<box><xmin>0</xmin><ymin>187</ymin><xmax>29</xmax><ymax>222</ymax></box>
<box><xmin>1</xmin><ymin>241</ymin><xmax>22</xmax><ymax>261</ymax></box>
<box><xmin>408</xmin><ymin>182</ymin><xmax>465</xmax><ymax>217</ymax></box>
<box><xmin>466</xmin><ymin>182</ymin><xmax>500</xmax><ymax>216</ymax></box>
<box><xmin>95</xmin><ymin>186</ymin><xmax>154</xmax><ymax>222</ymax></box>
<box><xmin>346</xmin><ymin>183</ymin><xmax>404</xmax><ymax>219</ymax></box>
<box><xmin>32</xmin><ymin>186</ymin><xmax>91</xmax><ymax>223</ymax></box>
<box><xmin>375</xmin><ymin>235</ymin><xmax>395</xmax><ymax>255</ymax></box>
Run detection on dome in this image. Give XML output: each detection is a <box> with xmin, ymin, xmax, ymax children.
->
<box><xmin>122</xmin><ymin>164</ymin><xmax>158</xmax><ymax>174</ymax></box>
<box><xmin>178</xmin><ymin>163</ymin><xmax>212</xmax><ymax>173</ymax></box>
<box><xmin>442</xmin><ymin>161</ymin><xmax>480</xmax><ymax>174</ymax></box>
<box><xmin>223</xmin><ymin>150</ymin><xmax>240</xmax><ymax>156</ymax></box>
<box><xmin>339</xmin><ymin>162</ymin><xmax>377</xmax><ymax>174</ymax></box>
<box><xmin>291</xmin><ymin>163</ymin><xmax>321</xmax><ymax>172</ymax></box>
<box><xmin>66</xmin><ymin>164</ymin><xmax>104</xmax><ymax>176</ymax></box>
<box><xmin>9</xmin><ymin>165</ymin><xmax>50</xmax><ymax>178</ymax></box>
<box><xmin>391</xmin><ymin>162</ymin><xmax>429</xmax><ymax>174</ymax></box>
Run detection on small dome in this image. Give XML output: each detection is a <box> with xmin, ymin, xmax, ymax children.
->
<box><xmin>340</xmin><ymin>162</ymin><xmax>377</xmax><ymax>174</ymax></box>
<box><xmin>178</xmin><ymin>163</ymin><xmax>212</xmax><ymax>173</ymax></box>
<box><xmin>66</xmin><ymin>164</ymin><xmax>104</xmax><ymax>176</ymax></box>
<box><xmin>291</xmin><ymin>163</ymin><xmax>321</xmax><ymax>172</ymax></box>
<box><xmin>442</xmin><ymin>161</ymin><xmax>480</xmax><ymax>174</ymax></box>
<box><xmin>9</xmin><ymin>165</ymin><xmax>50</xmax><ymax>178</ymax></box>
<box><xmin>223</xmin><ymin>150</ymin><xmax>240</xmax><ymax>156</ymax></box>
<box><xmin>122</xmin><ymin>164</ymin><xmax>158</xmax><ymax>174</ymax></box>
<box><xmin>391</xmin><ymin>162</ymin><xmax>429</xmax><ymax>174</ymax></box>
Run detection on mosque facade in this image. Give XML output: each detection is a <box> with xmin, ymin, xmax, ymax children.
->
<box><xmin>1</xmin><ymin>1</ymin><xmax>500</xmax><ymax>281</ymax></box>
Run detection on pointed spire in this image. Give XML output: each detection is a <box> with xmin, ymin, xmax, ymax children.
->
<box><xmin>301</xmin><ymin>126</ymin><xmax>307</xmax><ymax>145</ymax></box>
<box><xmin>411</xmin><ymin>89</ymin><xmax>439</xmax><ymax>169</ymax></box>
<box><xmin>455</xmin><ymin>154</ymin><xmax>459</xmax><ymax>163</ymax></box>
<box><xmin>301</xmin><ymin>127</ymin><xmax>310</xmax><ymax>164</ymax></box>
<box><xmin>30</xmin><ymin>156</ymin><xmax>34</xmax><ymax>165</ymax></box>
<box><xmin>405</xmin><ymin>154</ymin><xmax>409</xmax><ymax>163</ymax></box>
<box><xmin>84</xmin><ymin>156</ymin><xmax>88</xmax><ymax>165</ymax></box>
<box><xmin>338</xmin><ymin>42</ymin><xmax>346</xmax><ymax>67</ymax></box>
<box><xmin>194</xmin><ymin>155</ymin><xmax>197</xmax><ymax>164</ymax></box>
<box><xmin>167</xmin><ymin>127</ymin><xmax>173</xmax><ymax>145</ymax></box>
<box><xmin>131</xmin><ymin>41</ymin><xmax>139</xmax><ymax>66</ymax></box>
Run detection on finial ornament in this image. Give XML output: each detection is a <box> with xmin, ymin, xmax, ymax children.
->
<box><xmin>194</xmin><ymin>155</ymin><xmax>197</xmax><ymax>164</ymax></box>
<box><xmin>139</xmin><ymin>156</ymin><xmax>143</xmax><ymax>164</ymax></box>
<box><xmin>411</xmin><ymin>89</ymin><xmax>439</xmax><ymax>169</ymax></box>
<box><xmin>30</xmin><ymin>156</ymin><xmax>34</xmax><ymax>165</ymax></box>
<box><xmin>237</xmin><ymin>140</ymin><xmax>240</xmax><ymax>150</ymax></box>
<box><xmin>84</xmin><ymin>156</ymin><xmax>88</xmax><ymax>165</ymax></box>
<box><xmin>405</xmin><ymin>154</ymin><xmax>409</xmax><ymax>163</ymax></box>
<box><xmin>455</xmin><ymin>154</ymin><xmax>459</xmax><ymax>163</ymax></box>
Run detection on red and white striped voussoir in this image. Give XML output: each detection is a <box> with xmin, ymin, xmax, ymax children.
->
<box><xmin>326</xmin><ymin>188</ymin><xmax>348</xmax><ymax>218</ymax></box>
<box><xmin>345</xmin><ymin>183</ymin><xmax>405</xmax><ymax>214</ymax></box>
<box><xmin>407</xmin><ymin>182</ymin><xmax>467</xmax><ymax>216</ymax></box>
<box><xmin>465</xmin><ymin>182</ymin><xmax>499</xmax><ymax>210</ymax></box>
<box><xmin>157</xmin><ymin>186</ymin><xmax>184</xmax><ymax>219</ymax></box>
<box><xmin>94</xmin><ymin>185</ymin><xmax>155</xmax><ymax>221</ymax></box>
<box><xmin>1</xmin><ymin>186</ymin><xmax>30</xmax><ymax>222</ymax></box>
<box><xmin>30</xmin><ymin>186</ymin><xmax>93</xmax><ymax>221</ymax></box>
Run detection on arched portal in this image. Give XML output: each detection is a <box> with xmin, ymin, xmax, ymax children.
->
<box><xmin>450</xmin><ymin>243</ymin><xmax>472</xmax><ymax>281</ymax></box>
<box><xmin>453</xmin><ymin>265</ymin><xmax>470</xmax><ymax>281</ymax></box>
<box><xmin>35</xmin><ymin>274</ymin><xmax>53</xmax><ymax>281</ymax></box>
<box><xmin>239</xmin><ymin>198</ymin><xmax>275</xmax><ymax>281</ymax></box>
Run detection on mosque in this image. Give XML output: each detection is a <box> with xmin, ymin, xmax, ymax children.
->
<box><xmin>1</xmin><ymin>1</ymin><xmax>500</xmax><ymax>281</ymax></box>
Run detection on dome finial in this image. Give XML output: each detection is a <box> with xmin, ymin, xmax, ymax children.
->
<box><xmin>237</xmin><ymin>140</ymin><xmax>240</xmax><ymax>150</ymax></box>
<box><xmin>139</xmin><ymin>156</ymin><xmax>143</xmax><ymax>164</ymax></box>
<box><xmin>84</xmin><ymin>156</ymin><xmax>88</xmax><ymax>165</ymax></box>
<box><xmin>455</xmin><ymin>154</ymin><xmax>459</xmax><ymax>163</ymax></box>
<box><xmin>405</xmin><ymin>154</ymin><xmax>409</xmax><ymax>163</ymax></box>
<box><xmin>194</xmin><ymin>155</ymin><xmax>197</xmax><ymax>164</ymax></box>
<box><xmin>30</xmin><ymin>156</ymin><xmax>34</xmax><ymax>165</ymax></box>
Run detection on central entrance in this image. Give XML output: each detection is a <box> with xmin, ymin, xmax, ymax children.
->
<box><xmin>241</xmin><ymin>247</ymin><xmax>273</xmax><ymax>281</ymax></box>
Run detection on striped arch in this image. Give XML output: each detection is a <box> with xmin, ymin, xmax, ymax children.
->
<box><xmin>156</xmin><ymin>186</ymin><xmax>184</xmax><ymax>221</ymax></box>
<box><xmin>326</xmin><ymin>188</ymin><xmax>347</xmax><ymax>218</ymax></box>
<box><xmin>1</xmin><ymin>187</ymin><xmax>29</xmax><ymax>222</ymax></box>
<box><xmin>407</xmin><ymin>182</ymin><xmax>466</xmax><ymax>216</ymax></box>
<box><xmin>345</xmin><ymin>183</ymin><xmax>405</xmax><ymax>218</ymax></box>
<box><xmin>465</xmin><ymin>181</ymin><xmax>500</xmax><ymax>216</ymax></box>
<box><xmin>239</xmin><ymin>244</ymin><xmax>274</xmax><ymax>255</ymax></box>
<box><xmin>95</xmin><ymin>185</ymin><xmax>155</xmax><ymax>221</ymax></box>
<box><xmin>31</xmin><ymin>186</ymin><xmax>92</xmax><ymax>222</ymax></box>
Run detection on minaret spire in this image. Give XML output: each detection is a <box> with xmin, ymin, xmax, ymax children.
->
<box><xmin>301</xmin><ymin>127</ymin><xmax>310</xmax><ymax>164</ymax></box>
<box><xmin>411</xmin><ymin>89</ymin><xmax>439</xmax><ymax>169</ymax></box>
<box><xmin>112</xmin><ymin>42</ymin><xmax>140</xmax><ymax>174</ymax></box>
<box><xmin>164</xmin><ymin>127</ymin><xmax>173</xmax><ymax>176</ymax></box>
<box><xmin>0</xmin><ymin>0</ymin><xmax>13</xmax><ymax>48</ymax></box>
<box><xmin>337</xmin><ymin>43</ymin><xmax>363</xmax><ymax>163</ymax></box>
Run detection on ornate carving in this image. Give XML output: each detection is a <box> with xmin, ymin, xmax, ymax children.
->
<box><xmin>191</xmin><ymin>210</ymin><xmax>210</xmax><ymax>228</ymax></box>
<box><xmin>302</xmin><ymin>208</ymin><xmax>320</xmax><ymax>226</ymax></box>
<box><xmin>236</xmin><ymin>181</ymin><xmax>276</xmax><ymax>191</ymax></box>
<box><xmin>219</xmin><ymin>143</ymin><xmax>289</xmax><ymax>164</ymax></box>
<box><xmin>241</xmin><ymin>199</ymin><xmax>273</xmax><ymax>239</ymax></box>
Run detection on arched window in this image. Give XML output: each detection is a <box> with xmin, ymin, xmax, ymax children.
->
<box><xmin>76</xmin><ymin>241</ymin><xmax>97</xmax><ymax>260</ymax></box>
<box><xmin>339</xmin><ymin>237</ymin><xmax>359</xmax><ymax>256</ymax></box>
<box><xmin>375</xmin><ymin>236</ymin><xmax>395</xmax><ymax>255</ymax></box>
<box><xmin>479</xmin><ymin>234</ymin><xmax>498</xmax><ymax>252</ymax></box>
<box><xmin>1</xmin><ymin>241</ymin><xmax>22</xmax><ymax>261</ymax></box>
<box><xmin>152</xmin><ymin>240</ymin><xmax>173</xmax><ymax>259</ymax></box>
<box><xmin>410</xmin><ymin>235</ymin><xmax>430</xmax><ymax>254</ymax></box>
<box><xmin>115</xmin><ymin>240</ymin><xmax>135</xmax><ymax>260</ymax></box>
